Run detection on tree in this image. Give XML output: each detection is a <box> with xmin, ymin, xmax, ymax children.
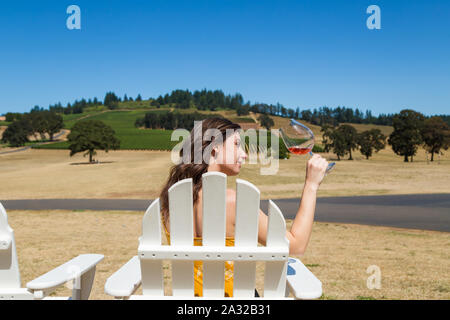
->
<box><xmin>388</xmin><ymin>109</ymin><xmax>425</xmax><ymax>162</ymax></box>
<box><xmin>321</xmin><ymin>125</ymin><xmax>347</xmax><ymax>160</ymax></box>
<box><xmin>1</xmin><ymin>119</ymin><xmax>32</xmax><ymax>147</ymax></box>
<box><xmin>236</xmin><ymin>104</ymin><xmax>250</xmax><ymax>116</ymax></box>
<box><xmin>421</xmin><ymin>116</ymin><xmax>450</xmax><ymax>161</ymax></box>
<box><xmin>357</xmin><ymin>129</ymin><xmax>386</xmax><ymax>159</ymax></box>
<box><xmin>26</xmin><ymin>112</ymin><xmax>47</xmax><ymax>141</ymax></box>
<box><xmin>136</xmin><ymin>94</ymin><xmax>142</xmax><ymax>101</ymax></box>
<box><xmin>258</xmin><ymin>114</ymin><xmax>274</xmax><ymax>130</ymax></box>
<box><xmin>156</xmin><ymin>95</ymin><xmax>164</xmax><ymax>105</ymax></box>
<box><xmin>45</xmin><ymin>111</ymin><xmax>64</xmax><ymax>141</ymax></box>
<box><xmin>150</xmin><ymin>99</ymin><xmax>160</xmax><ymax>108</ymax></box>
<box><xmin>67</xmin><ymin>120</ymin><xmax>120</xmax><ymax>163</ymax></box>
<box><xmin>5</xmin><ymin>112</ymin><xmax>23</xmax><ymax>122</ymax></box>
<box><xmin>30</xmin><ymin>105</ymin><xmax>44</xmax><ymax>113</ymax></box>
<box><xmin>336</xmin><ymin>124</ymin><xmax>358</xmax><ymax>160</ymax></box>
<box><xmin>104</xmin><ymin>92</ymin><xmax>119</xmax><ymax>110</ymax></box>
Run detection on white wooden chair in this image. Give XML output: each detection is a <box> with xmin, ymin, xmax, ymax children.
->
<box><xmin>0</xmin><ymin>202</ymin><xmax>104</xmax><ymax>300</ymax></box>
<box><xmin>105</xmin><ymin>172</ymin><xmax>322</xmax><ymax>299</ymax></box>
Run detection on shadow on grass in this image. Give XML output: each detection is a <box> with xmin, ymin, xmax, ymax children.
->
<box><xmin>70</xmin><ymin>161</ymin><xmax>115</xmax><ymax>165</ymax></box>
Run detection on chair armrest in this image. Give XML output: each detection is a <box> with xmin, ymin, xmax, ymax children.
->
<box><xmin>286</xmin><ymin>257</ymin><xmax>322</xmax><ymax>299</ymax></box>
<box><xmin>0</xmin><ymin>236</ymin><xmax>12</xmax><ymax>250</ymax></box>
<box><xmin>26</xmin><ymin>254</ymin><xmax>104</xmax><ymax>297</ymax></box>
<box><xmin>105</xmin><ymin>256</ymin><xmax>141</xmax><ymax>298</ymax></box>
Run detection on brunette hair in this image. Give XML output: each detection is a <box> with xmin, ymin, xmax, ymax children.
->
<box><xmin>159</xmin><ymin>117</ymin><xmax>241</xmax><ymax>228</ymax></box>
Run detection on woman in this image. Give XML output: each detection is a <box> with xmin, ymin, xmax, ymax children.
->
<box><xmin>159</xmin><ymin>117</ymin><xmax>328</xmax><ymax>297</ymax></box>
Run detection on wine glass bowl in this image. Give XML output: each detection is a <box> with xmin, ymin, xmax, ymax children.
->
<box><xmin>279</xmin><ymin>119</ymin><xmax>335</xmax><ymax>173</ymax></box>
<box><xmin>279</xmin><ymin>119</ymin><xmax>315</xmax><ymax>155</ymax></box>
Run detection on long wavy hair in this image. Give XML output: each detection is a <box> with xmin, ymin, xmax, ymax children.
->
<box><xmin>160</xmin><ymin>117</ymin><xmax>241</xmax><ymax>228</ymax></box>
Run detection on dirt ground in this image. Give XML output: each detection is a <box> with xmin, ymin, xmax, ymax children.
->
<box><xmin>1</xmin><ymin>147</ymin><xmax>449</xmax><ymax>200</ymax></box>
<box><xmin>6</xmin><ymin>209</ymin><xmax>449</xmax><ymax>300</ymax></box>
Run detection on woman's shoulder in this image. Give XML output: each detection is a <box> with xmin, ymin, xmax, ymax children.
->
<box><xmin>199</xmin><ymin>188</ymin><xmax>235</xmax><ymax>199</ymax></box>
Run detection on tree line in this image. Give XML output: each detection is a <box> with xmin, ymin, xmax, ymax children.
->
<box><xmin>3</xmin><ymin>88</ymin><xmax>449</xmax><ymax>129</ymax></box>
<box><xmin>135</xmin><ymin>111</ymin><xmax>225</xmax><ymax>131</ymax></box>
<box><xmin>1</xmin><ymin>111</ymin><xmax>63</xmax><ymax>147</ymax></box>
<box><xmin>147</xmin><ymin>90</ymin><xmax>395</xmax><ymax>126</ymax></box>
<box><xmin>321</xmin><ymin>125</ymin><xmax>386</xmax><ymax>160</ymax></box>
<box><xmin>321</xmin><ymin>109</ymin><xmax>450</xmax><ymax>162</ymax></box>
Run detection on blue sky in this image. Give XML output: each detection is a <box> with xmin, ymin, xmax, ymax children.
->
<box><xmin>0</xmin><ymin>0</ymin><xmax>449</xmax><ymax>116</ymax></box>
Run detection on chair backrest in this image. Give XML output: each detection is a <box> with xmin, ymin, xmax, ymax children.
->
<box><xmin>138</xmin><ymin>172</ymin><xmax>289</xmax><ymax>298</ymax></box>
<box><xmin>0</xmin><ymin>202</ymin><xmax>22</xmax><ymax>289</ymax></box>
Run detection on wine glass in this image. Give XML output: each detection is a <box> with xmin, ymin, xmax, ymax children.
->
<box><xmin>279</xmin><ymin>118</ymin><xmax>335</xmax><ymax>173</ymax></box>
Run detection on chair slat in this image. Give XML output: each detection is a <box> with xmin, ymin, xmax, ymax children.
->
<box><xmin>202</xmin><ymin>172</ymin><xmax>227</xmax><ymax>246</ymax></box>
<box><xmin>202</xmin><ymin>261</ymin><xmax>225</xmax><ymax>297</ymax></box>
<box><xmin>168</xmin><ymin>179</ymin><xmax>194</xmax><ymax>296</ymax></box>
<box><xmin>233</xmin><ymin>179</ymin><xmax>260</xmax><ymax>297</ymax></box>
<box><xmin>233</xmin><ymin>261</ymin><xmax>257</xmax><ymax>298</ymax></box>
<box><xmin>202</xmin><ymin>172</ymin><xmax>227</xmax><ymax>297</ymax></box>
<box><xmin>139</xmin><ymin>199</ymin><xmax>165</xmax><ymax>296</ymax></box>
<box><xmin>141</xmin><ymin>260</ymin><xmax>164</xmax><ymax>296</ymax></box>
<box><xmin>141</xmin><ymin>199</ymin><xmax>161</xmax><ymax>246</ymax></box>
<box><xmin>234</xmin><ymin>179</ymin><xmax>260</xmax><ymax>246</ymax></box>
<box><xmin>266</xmin><ymin>200</ymin><xmax>289</xmax><ymax>247</ymax></box>
<box><xmin>264</xmin><ymin>261</ymin><xmax>287</xmax><ymax>298</ymax></box>
<box><xmin>172</xmin><ymin>261</ymin><xmax>194</xmax><ymax>296</ymax></box>
<box><xmin>264</xmin><ymin>200</ymin><xmax>289</xmax><ymax>297</ymax></box>
<box><xmin>168</xmin><ymin>179</ymin><xmax>194</xmax><ymax>246</ymax></box>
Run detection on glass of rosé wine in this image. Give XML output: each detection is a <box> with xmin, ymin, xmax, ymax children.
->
<box><xmin>279</xmin><ymin>118</ymin><xmax>335</xmax><ymax>173</ymax></box>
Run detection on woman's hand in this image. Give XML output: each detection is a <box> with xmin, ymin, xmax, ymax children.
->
<box><xmin>305</xmin><ymin>154</ymin><xmax>328</xmax><ymax>191</ymax></box>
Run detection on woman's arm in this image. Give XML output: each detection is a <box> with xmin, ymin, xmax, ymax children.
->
<box><xmin>257</xmin><ymin>154</ymin><xmax>328</xmax><ymax>256</ymax></box>
<box><xmin>202</xmin><ymin>154</ymin><xmax>328</xmax><ymax>254</ymax></box>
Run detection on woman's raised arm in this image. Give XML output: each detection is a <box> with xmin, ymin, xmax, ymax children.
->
<box><xmin>257</xmin><ymin>154</ymin><xmax>328</xmax><ymax>255</ymax></box>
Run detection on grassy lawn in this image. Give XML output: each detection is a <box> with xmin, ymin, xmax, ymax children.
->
<box><xmin>6</xmin><ymin>209</ymin><xmax>449</xmax><ymax>299</ymax></box>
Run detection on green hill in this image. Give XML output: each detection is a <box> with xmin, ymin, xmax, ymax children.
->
<box><xmin>33</xmin><ymin>107</ymin><xmax>258</xmax><ymax>151</ymax></box>
<box><xmin>29</xmin><ymin>106</ymin><xmax>398</xmax><ymax>151</ymax></box>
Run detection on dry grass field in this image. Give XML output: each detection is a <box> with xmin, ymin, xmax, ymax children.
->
<box><xmin>7</xmin><ymin>209</ymin><xmax>449</xmax><ymax>300</ymax></box>
<box><xmin>1</xmin><ymin>147</ymin><xmax>449</xmax><ymax>200</ymax></box>
<box><xmin>1</xmin><ymin>130</ymin><xmax>449</xmax><ymax>300</ymax></box>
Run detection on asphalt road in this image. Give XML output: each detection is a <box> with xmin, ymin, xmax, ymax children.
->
<box><xmin>2</xmin><ymin>194</ymin><xmax>449</xmax><ymax>232</ymax></box>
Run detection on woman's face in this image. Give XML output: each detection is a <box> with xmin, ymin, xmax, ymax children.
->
<box><xmin>211</xmin><ymin>131</ymin><xmax>247</xmax><ymax>176</ymax></box>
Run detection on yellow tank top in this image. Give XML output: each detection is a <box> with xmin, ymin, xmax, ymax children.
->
<box><xmin>162</xmin><ymin>221</ymin><xmax>235</xmax><ymax>297</ymax></box>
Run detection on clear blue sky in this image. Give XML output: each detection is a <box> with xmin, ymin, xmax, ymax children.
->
<box><xmin>1</xmin><ymin>0</ymin><xmax>449</xmax><ymax>116</ymax></box>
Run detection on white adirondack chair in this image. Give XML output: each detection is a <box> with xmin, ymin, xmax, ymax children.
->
<box><xmin>105</xmin><ymin>172</ymin><xmax>322</xmax><ymax>299</ymax></box>
<box><xmin>0</xmin><ymin>202</ymin><xmax>104</xmax><ymax>300</ymax></box>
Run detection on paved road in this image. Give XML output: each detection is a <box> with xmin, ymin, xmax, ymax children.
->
<box><xmin>2</xmin><ymin>194</ymin><xmax>449</xmax><ymax>232</ymax></box>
